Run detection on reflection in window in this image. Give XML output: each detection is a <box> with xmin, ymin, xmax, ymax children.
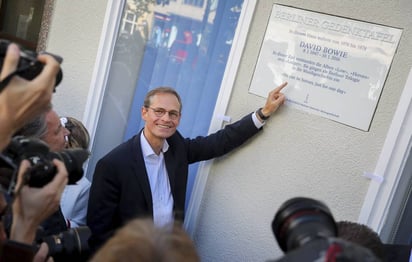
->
<box><xmin>183</xmin><ymin>0</ymin><xmax>205</xmax><ymax>7</ymax></box>
<box><xmin>0</xmin><ymin>0</ymin><xmax>49</xmax><ymax>51</ymax></box>
<box><xmin>124</xmin><ymin>0</ymin><xmax>245</xmax><ymax>140</ymax></box>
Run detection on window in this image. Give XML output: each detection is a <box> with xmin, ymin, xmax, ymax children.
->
<box><xmin>0</xmin><ymin>0</ymin><xmax>53</xmax><ymax>51</ymax></box>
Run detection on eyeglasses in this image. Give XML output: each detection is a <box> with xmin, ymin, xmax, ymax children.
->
<box><xmin>60</xmin><ymin>117</ymin><xmax>73</xmax><ymax>147</ymax></box>
<box><xmin>60</xmin><ymin>117</ymin><xmax>74</xmax><ymax>132</ymax></box>
<box><xmin>147</xmin><ymin>107</ymin><xmax>180</xmax><ymax>120</ymax></box>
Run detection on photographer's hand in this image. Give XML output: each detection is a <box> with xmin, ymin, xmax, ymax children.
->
<box><xmin>33</xmin><ymin>242</ymin><xmax>54</xmax><ymax>262</ymax></box>
<box><xmin>10</xmin><ymin>159</ymin><xmax>68</xmax><ymax>244</ymax></box>
<box><xmin>0</xmin><ymin>193</ymin><xmax>7</xmax><ymax>241</ymax></box>
<box><xmin>0</xmin><ymin>43</ymin><xmax>61</xmax><ymax>150</ymax></box>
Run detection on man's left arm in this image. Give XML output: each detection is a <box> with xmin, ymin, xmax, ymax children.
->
<box><xmin>186</xmin><ymin>82</ymin><xmax>287</xmax><ymax>162</ymax></box>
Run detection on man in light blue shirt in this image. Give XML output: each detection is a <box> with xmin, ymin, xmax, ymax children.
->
<box><xmin>88</xmin><ymin>82</ymin><xmax>287</xmax><ymax>251</ymax></box>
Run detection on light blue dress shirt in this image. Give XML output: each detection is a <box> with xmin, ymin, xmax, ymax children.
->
<box><xmin>141</xmin><ymin>132</ymin><xmax>174</xmax><ymax>227</ymax></box>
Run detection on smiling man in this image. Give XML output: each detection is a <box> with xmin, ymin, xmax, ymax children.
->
<box><xmin>87</xmin><ymin>84</ymin><xmax>287</xmax><ymax>252</ymax></box>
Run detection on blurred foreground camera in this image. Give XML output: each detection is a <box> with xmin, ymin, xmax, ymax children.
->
<box><xmin>41</xmin><ymin>226</ymin><xmax>91</xmax><ymax>261</ymax></box>
<box><xmin>0</xmin><ymin>39</ymin><xmax>63</xmax><ymax>88</ymax></box>
<box><xmin>271</xmin><ymin>197</ymin><xmax>381</xmax><ymax>262</ymax></box>
<box><xmin>0</xmin><ymin>136</ymin><xmax>89</xmax><ymax>190</ymax></box>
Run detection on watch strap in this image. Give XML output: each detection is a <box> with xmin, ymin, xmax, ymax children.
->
<box><xmin>257</xmin><ymin>108</ymin><xmax>270</xmax><ymax>120</ymax></box>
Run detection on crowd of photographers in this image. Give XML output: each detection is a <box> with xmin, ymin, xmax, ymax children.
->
<box><xmin>0</xmin><ymin>42</ymin><xmax>67</xmax><ymax>261</ymax></box>
<box><xmin>0</xmin><ymin>40</ymin><xmax>410</xmax><ymax>262</ymax></box>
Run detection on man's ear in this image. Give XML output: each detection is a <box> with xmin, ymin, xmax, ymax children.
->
<box><xmin>141</xmin><ymin>106</ymin><xmax>148</xmax><ymax>119</ymax></box>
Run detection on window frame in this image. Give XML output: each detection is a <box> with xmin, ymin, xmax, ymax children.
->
<box><xmin>358</xmin><ymin>68</ymin><xmax>412</xmax><ymax>242</ymax></box>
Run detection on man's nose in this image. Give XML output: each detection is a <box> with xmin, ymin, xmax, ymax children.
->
<box><xmin>161</xmin><ymin>112</ymin><xmax>173</xmax><ymax>120</ymax></box>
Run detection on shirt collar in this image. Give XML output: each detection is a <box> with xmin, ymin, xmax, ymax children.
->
<box><xmin>140</xmin><ymin>132</ymin><xmax>169</xmax><ymax>157</ymax></box>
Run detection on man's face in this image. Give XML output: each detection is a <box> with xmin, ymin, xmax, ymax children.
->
<box><xmin>142</xmin><ymin>92</ymin><xmax>181</xmax><ymax>143</ymax></box>
<box><xmin>43</xmin><ymin>110</ymin><xmax>70</xmax><ymax>151</ymax></box>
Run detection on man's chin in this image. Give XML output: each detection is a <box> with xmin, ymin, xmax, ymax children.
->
<box><xmin>156</xmin><ymin>130</ymin><xmax>175</xmax><ymax>139</ymax></box>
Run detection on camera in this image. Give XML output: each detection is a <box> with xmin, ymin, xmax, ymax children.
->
<box><xmin>271</xmin><ymin>197</ymin><xmax>381</xmax><ymax>262</ymax></box>
<box><xmin>0</xmin><ymin>39</ymin><xmax>63</xmax><ymax>89</ymax></box>
<box><xmin>0</xmin><ymin>136</ymin><xmax>89</xmax><ymax>191</ymax></box>
<box><xmin>41</xmin><ymin>226</ymin><xmax>91</xmax><ymax>261</ymax></box>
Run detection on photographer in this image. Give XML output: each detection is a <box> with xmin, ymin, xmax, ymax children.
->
<box><xmin>0</xmin><ymin>42</ymin><xmax>60</xmax><ymax>151</ymax></box>
<box><xmin>59</xmin><ymin>116</ymin><xmax>91</xmax><ymax>228</ymax></box>
<box><xmin>12</xmin><ymin>109</ymin><xmax>72</xmax><ymax>238</ymax></box>
<box><xmin>7</xmin><ymin>111</ymin><xmax>91</xmax><ymax>261</ymax></box>
<box><xmin>0</xmin><ymin>159</ymin><xmax>68</xmax><ymax>261</ymax></box>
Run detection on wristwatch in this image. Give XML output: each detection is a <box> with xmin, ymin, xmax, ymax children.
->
<box><xmin>257</xmin><ymin>108</ymin><xmax>270</xmax><ymax>120</ymax></box>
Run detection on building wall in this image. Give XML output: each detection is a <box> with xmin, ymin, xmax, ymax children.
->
<box><xmin>46</xmin><ymin>0</ymin><xmax>412</xmax><ymax>261</ymax></box>
<box><xmin>193</xmin><ymin>0</ymin><xmax>412</xmax><ymax>261</ymax></box>
<box><xmin>46</xmin><ymin>0</ymin><xmax>108</xmax><ymax>119</ymax></box>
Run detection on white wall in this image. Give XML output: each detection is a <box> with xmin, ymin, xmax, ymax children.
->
<box><xmin>46</xmin><ymin>0</ymin><xmax>108</xmax><ymax>119</ymax></box>
<box><xmin>45</xmin><ymin>0</ymin><xmax>412</xmax><ymax>261</ymax></box>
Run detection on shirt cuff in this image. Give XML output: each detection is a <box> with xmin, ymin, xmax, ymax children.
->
<box><xmin>252</xmin><ymin>112</ymin><xmax>265</xmax><ymax>129</ymax></box>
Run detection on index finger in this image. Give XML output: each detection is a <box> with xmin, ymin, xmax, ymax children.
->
<box><xmin>274</xmin><ymin>82</ymin><xmax>288</xmax><ymax>93</ymax></box>
<box><xmin>15</xmin><ymin>160</ymin><xmax>31</xmax><ymax>191</ymax></box>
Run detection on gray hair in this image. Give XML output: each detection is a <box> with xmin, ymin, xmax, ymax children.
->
<box><xmin>14</xmin><ymin>112</ymin><xmax>48</xmax><ymax>139</ymax></box>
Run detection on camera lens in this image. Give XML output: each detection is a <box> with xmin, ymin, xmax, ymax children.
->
<box><xmin>0</xmin><ymin>137</ymin><xmax>89</xmax><ymax>188</ymax></box>
<box><xmin>42</xmin><ymin>226</ymin><xmax>91</xmax><ymax>260</ymax></box>
<box><xmin>51</xmin><ymin>149</ymin><xmax>90</xmax><ymax>185</ymax></box>
<box><xmin>272</xmin><ymin>197</ymin><xmax>337</xmax><ymax>252</ymax></box>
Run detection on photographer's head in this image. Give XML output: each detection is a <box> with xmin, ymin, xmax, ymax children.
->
<box><xmin>337</xmin><ymin>221</ymin><xmax>385</xmax><ymax>261</ymax></box>
<box><xmin>43</xmin><ymin>110</ymin><xmax>70</xmax><ymax>151</ymax></box>
<box><xmin>90</xmin><ymin>218</ymin><xmax>199</xmax><ymax>262</ymax></box>
<box><xmin>60</xmin><ymin>116</ymin><xmax>90</xmax><ymax>150</ymax></box>
<box><xmin>14</xmin><ymin>108</ymin><xmax>70</xmax><ymax>152</ymax></box>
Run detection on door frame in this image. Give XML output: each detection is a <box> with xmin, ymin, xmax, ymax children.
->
<box><xmin>359</xmin><ymin>68</ymin><xmax>412</xmax><ymax>241</ymax></box>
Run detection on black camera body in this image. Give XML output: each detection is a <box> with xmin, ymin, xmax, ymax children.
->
<box><xmin>0</xmin><ymin>39</ymin><xmax>63</xmax><ymax>89</ymax></box>
<box><xmin>271</xmin><ymin>197</ymin><xmax>381</xmax><ymax>262</ymax></box>
<box><xmin>0</xmin><ymin>136</ymin><xmax>89</xmax><ymax>190</ymax></box>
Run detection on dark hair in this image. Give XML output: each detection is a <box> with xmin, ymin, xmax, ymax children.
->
<box><xmin>337</xmin><ymin>220</ymin><xmax>385</xmax><ymax>260</ymax></box>
<box><xmin>143</xmin><ymin>87</ymin><xmax>182</xmax><ymax>112</ymax></box>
